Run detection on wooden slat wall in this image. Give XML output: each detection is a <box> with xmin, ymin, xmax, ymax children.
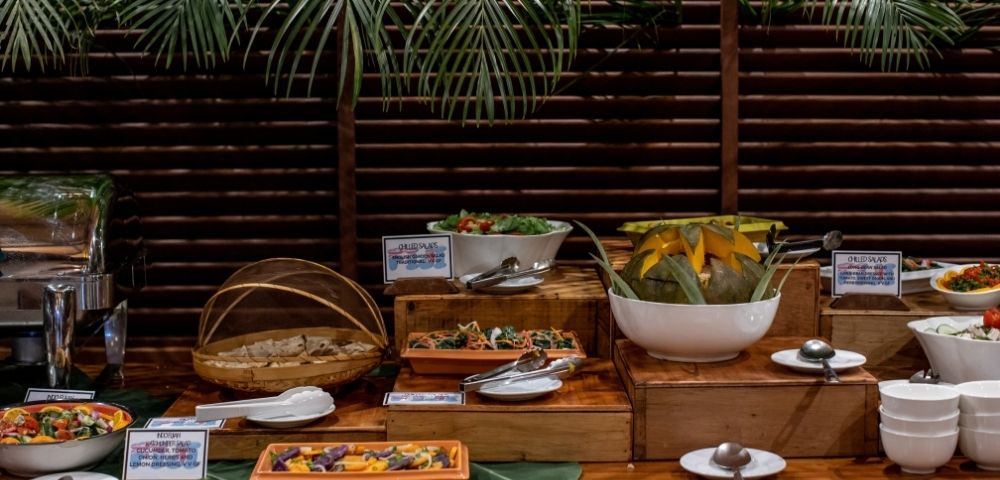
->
<box><xmin>0</xmin><ymin>30</ymin><xmax>340</xmax><ymax>335</ymax></box>
<box><xmin>1</xmin><ymin>2</ymin><xmax>998</xmax><ymax>336</ymax></box>
<box><xmin>355</xmin><ymin>2</ymin><xmax>723</xmax><ymax>308</ymax></box>
<box><xmin>737</xmin><ymin>15</ymin><xmax>1000</xmax><ymax>263</ymax></box>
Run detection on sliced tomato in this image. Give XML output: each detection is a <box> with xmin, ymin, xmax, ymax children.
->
<box><xmin>985</xmin><ymin>308</ymin><xmax>1000</xmax><ymax>329</ymax></box>
<box><xmin>55</xmin><ymin>429</ymin><xmax>74</xmax><ymax>440</ymax></box>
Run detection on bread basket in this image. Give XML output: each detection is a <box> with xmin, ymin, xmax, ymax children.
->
<box><xmin>192</xmin><ymin>258</ymin><xmax>388</xmax><ymax>392</ymax></box>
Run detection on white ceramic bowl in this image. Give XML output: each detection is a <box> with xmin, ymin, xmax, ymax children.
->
<box><xmin>930</xmin><ymin>264</ymin><xmax>1000</xmax><ymax>311</ymax></box>
<box><xmin>956</xmin><ymin>381</ymin><xmax>1000</xmax><ymax>415</ymax></box>
<box><xmin>880</xmin><ymin>406</ymin><xmax>959</xmax><ymax>435</ymax></box>
<box><xmin>880</xmin><ymin>424</ymin><xmax>959</xmax><ymax>475</ymax></box>
<box><xmin>880</xmin><ymin>383</ymin><xmax>959</xmax><ymax>420</ymax></box>
<box><xmin>608</xmin><ymin>289</ymin><xmax>780</xmax><ymax>362</ymax></box>
<box><xmin>960</xmin><ymin>426</ymin><xmax>1000</xmax><ymax>471</ymax></box>
<box><xmin>0</xmin><ymin>401</ymin><xmax>136</xmax><ymax>477</ymax></box>
<box><xmin>908</xmin><ymin>316</ymin><xmax>1000</xmax><ymax>384</ymax></box>
<box><xmin>878</xmin><ymin>379</ymin><xmax>955</xmax><ymax>392</ymax></box>
<box><xmin>427</xmin><ymin>220</ymin><xmax>571</xmax><ymax>277</ymax></box>
<box><xmin>960</xmin><ymin>412</ymin><xmax>1000</xmax><ymax>431</ymax></box>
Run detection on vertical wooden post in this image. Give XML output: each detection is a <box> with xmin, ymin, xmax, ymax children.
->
<box><xmin>337</xmin><ymin>19</ymin><xmax>359</xmax><ymax>280</ymax></box>
<box><xmin>720</xmin><ymin>0</ymin><xmax>740</xmax><ymax>214</ymax></box>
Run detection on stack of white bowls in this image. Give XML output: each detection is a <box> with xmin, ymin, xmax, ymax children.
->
<box><xmin>956</xmin><ymin>381</ymin><xmax>1000</xmax><ymax>471</ymax></box>
<box><xmin>879</xmin><ymin>384</ymin><xmax>960</xmax><ymax>474</ymax></box>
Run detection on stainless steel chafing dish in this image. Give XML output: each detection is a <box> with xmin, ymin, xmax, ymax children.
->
<box><xmin>0</xmin><ymin>175</ymin><xmax>144</xmax><ymax>387</ymax></box>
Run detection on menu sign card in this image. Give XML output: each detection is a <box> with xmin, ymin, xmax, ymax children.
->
<box><xmin>24</xmin><ymin>388</ymin><xmax>95</xmax><ymax>402</ymax></box>
<box><xmin>383</xmin><ymin>392</ymin><xmax>464</xmax><ymax>406</ymax></box>
<box><xmin>830</xmin><ymin>250</ymin><xmax>902</xmax><ymax>297</ymax></box>
<box><xmin>145</xmin><ymin>417</ymin><xmax>225</xmax><ymax>429</ymax></box>
<box><xmin>123</xmin><ymin>429</ymin><xmax>209</xmax><ymax>480</ymax></box>
<box><xmin>382</xmin><ymin>234</ymin><xmax>453</xmax><ymax>283</ymax></box>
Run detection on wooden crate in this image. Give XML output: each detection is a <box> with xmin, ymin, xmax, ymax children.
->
<box><xmin>393</xmin><ymin>266</ymin><xmax>610</xmax><ymax>357</ymax></box>
<box><xmin>614</xmin><ymin>337</ymin><xmax>879</xmax><ymax>460</ymax></box>
<box><xmin>600</xmin><ymin>239</ymin><xmax>821</xmax><ymax>338</ymax></box>
<box><xmin>162</xmin><ymin>379</ymin><xmax>390</xmax><ymax>460</ymax></box>
<box><xmin>819</xmin><ymin>291</ymin><xmax>965</xmax><ymax>381</ymax></box>
<box><xmin>385</xmin><ymin>360</ymin><xmax>632</xmax><ymax>462</ymax></box>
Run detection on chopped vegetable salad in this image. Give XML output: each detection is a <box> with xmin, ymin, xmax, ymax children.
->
<box><xmin>409</xmin><ymin>321</ymin><xmax>576</xmax><ymax>350</ymax></box>
<box><xmin>435</xmin><ymin>210</ymin><xmax>558</xmax><ymax>235</ymax></box>
<box><xmin>271</xmin><ymin>443</ymin><xmax>458</xmax><ymax>473</ymax></box>
<box><xmin>1</xmin><ymin>403</ymin><xmax>131</xmax><ymax>444</ymax></box>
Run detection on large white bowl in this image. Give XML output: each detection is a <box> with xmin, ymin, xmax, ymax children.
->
<box><xmin>880</xmin><ymin>383</ymin><xmax>960</xmax><ymax>420</ymax></box>
<box><xmin>960</xmin><ymin>412</ymin><xmax>1000</xmax><ymax>431</ymax></box>
<box><xmin>908</xmin><ymin>316</ymin><xmax>1000</xmax><ymax>384</ymax></box>
<box><xmin>427</xmin><ymin>220</ymin><xmax>571</xmax><ymax>278</ymax></box>
<box><xmin>960</xmin><ymin>426</ymin><xmax>1000</xmax><ymax>471</ymax></box>
<box><xmin>930</xmin><ymin>264</ymin><xmax>1000</xmax><ymax>311</ymax></box>
<box><xmin>880</xmin><ymin>406</ymin><xmax>959</xmax><ymax>435</ymax></box>
<box><xmin>880</xmin><ymin>424</ymin><xmax>959</xmax><ymax>475</ymax></box>
<box><xmin>0</xmin><ymin>401</ymin><xmax>135</xmax><ymax>477</ymax></box>
<box><xmin>608</xmin><ymin>289</ymin><xmax>780</xmax><ymax>362</ymax></box>
<box><xmin>956</xmin><ymin>381</ymin><xmax>1000</xmax><ymax>415</ymax></box>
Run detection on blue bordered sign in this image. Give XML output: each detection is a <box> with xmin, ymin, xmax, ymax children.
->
<box><xmin>831</xmin><ymin>250</ymin><xmax>902</xmax><ymax>297</ymax></box>
<box><xmin>24</xmin><ymin>388</ymin><xmax>95</xmax><ymax>402</ymax></box>
<box><xmin>122</xmin><ymin>429</ymin><xmax>209</xmax><ymax>480</ymax></box>
<box><xmin>382</xmin><ymin>234</ymin><xmax>453</xmax><ymax>283</ymax></box>
<box><xmin>145</xmin><ymin>417</ymin><xmax>225</xmax><ymax>429</ymax></box>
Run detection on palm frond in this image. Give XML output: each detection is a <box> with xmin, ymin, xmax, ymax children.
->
<box><xmin>246</xmin><ymin>0</ymin><xmax>397</xmax><ymax>102</ymax></box>
<box><xmin>120</xmin><ymin>0</ymin><xmax>237</xmax><ymax>69</ymax></box>
<box><xmin>951</xmin><ymin>1</ymin><xmax>1000</xmax><ymax>44</ymax></box>
<box><xmin>0</xmin><ymin>0</ymin><xmax>71</xmax><ymax>72</ymax></box>
<box><xmin>402</xmin><ymin>0</ymin><xmax>580</xmax><ymax>125</ymax></box>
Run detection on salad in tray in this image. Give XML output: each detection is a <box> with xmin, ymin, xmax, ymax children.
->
<box><xmin>936</xmin><ymin>262</ymin><xmax>1000</xmax><ymax>293</ymax></box>
<box><xmin>270</xmin><ymin>443</ymin><xmax>458</xmax><ymax>473</ymax></box>
<box><xmin>1</xmin><ymin>403</ymin><xmax>131</xmax><ymax>444</ymax></box>
<box><xmin>433</xmin><ymin>210</ymin><xmax>560</xmax><ymax>235</ymax></box>
<box><xmin>408</xmin><ymin>321</ymin><xmax>576</xmax><ymax>350</ymax></box>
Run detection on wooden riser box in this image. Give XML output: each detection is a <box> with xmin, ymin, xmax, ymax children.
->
<box><xmin>819</xmin><ymin>292</ymin><xmax>965</xmax><ymax>380</ymax></box>
<box><xmin>393</xmin><ymin>266</ymin><xmax>610</xmax><ymax>357</ymax></box>
<box><xmin>614</xmin><ymin>337</ymin><xmax>879</xmax><ymax>460</ymax></box>
<box><xmin>386</xmin><ymin>360</ymin><xmax>632</xmax><ymax>462</ymax></box>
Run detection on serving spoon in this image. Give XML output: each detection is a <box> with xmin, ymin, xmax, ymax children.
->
<box><xmin>711</xmin><ymin>441</ymin><xmax>752</xmax><ymax>480</ymax></box>
<box><xmin>798</xmin><ymin>339</ymin><xmax>840</xmax><ymax>383</ymax></box>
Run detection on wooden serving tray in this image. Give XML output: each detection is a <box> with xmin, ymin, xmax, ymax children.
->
<box><xmin>250</xmin><ymin>441</ymin><xmax>470</xmax><ymax>480</ymax></box>
<box><xmin>399</xmin><ymin>332</ymin><xmax>586</xmax><ymax>375</ymax></box>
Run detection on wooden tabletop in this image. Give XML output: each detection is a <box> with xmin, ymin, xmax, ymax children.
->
<box><xmin>3</xmin><ymin>341</ymin><xmax>1000</xmax><ymax>478</ymax></box>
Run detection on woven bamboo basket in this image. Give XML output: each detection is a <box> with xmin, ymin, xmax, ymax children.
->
<box><xmin>192</xmin><ymin>258</ymin><xmax>388</xmax><ymax>393</ymax></box>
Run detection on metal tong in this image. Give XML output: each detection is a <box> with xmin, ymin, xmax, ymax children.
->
<box><xmin>460</xmin><ymin>356</ymin><xmax>584</xmax><ymax>392</ymax></box>
<box><xmin>466</xmin><ymin>259</ymin><xmax>556</xmax><ymax>290</ymax></box>
<box><xmin>462</xmin><ymin>347</ymin><xmax>546</xmax><ymax>383</ymax></box>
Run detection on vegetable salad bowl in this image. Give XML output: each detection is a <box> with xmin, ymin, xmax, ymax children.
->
<box><xmin>930</xmin><ymin>264</ymin><xmax>1000</xmax><ymax>311</ymax></box>
<box><xmin>908</xmin><ymin>316</ymin><xmax>1000</xmax><ymax>384</ymax></box>
<box><xmin>0</xmin><ymin>401</ymin><xmax>135</xmax><ymax>477</ymax></box>
<box><xmin>608</xmin><ymin>290</ymin><xmax>781</xmax><ymax>362</ymax></box>
<box><xmin>427</xmin><ymin>220</ymin><xmax>572</xmax><ymax>278</ymax></box>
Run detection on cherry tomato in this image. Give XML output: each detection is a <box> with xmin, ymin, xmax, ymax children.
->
<box><xmin>55</xmin><ymin>429</ymin><xmax>74</xmax><ymax>440</ymax></box>
<box><xmin>51</xmin><ymin>419</ymin><xmax>67</xmax><ymax>430</ymax></box>
<box><xmin>985</xmin><ymin>308</ymin><xmax>1000</xmax><ymax>329</ymax></box>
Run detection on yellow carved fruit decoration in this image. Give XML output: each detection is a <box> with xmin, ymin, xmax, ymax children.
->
<box><xmin>624</xmin><ymin>222</ymin><xmax>764</xmax><ymax>304</ymax></box>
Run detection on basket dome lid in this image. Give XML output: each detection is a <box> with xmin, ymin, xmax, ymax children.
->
<box><xmin>198</xmin><ymin>258</ymin><xmax>388</xmax><ymax>350</ymax></box>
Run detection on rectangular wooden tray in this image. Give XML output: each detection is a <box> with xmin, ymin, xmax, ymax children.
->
<box><xmin>400</xmin><ymin>331</ymin><xmax>586</xmax><ymax>375</ymax></box>
<box><xmin>250</xmin><ymin>441</ymin><xmax>470</xmax><ymax>479</ymax></box>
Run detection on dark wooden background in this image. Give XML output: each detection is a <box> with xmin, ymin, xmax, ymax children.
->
<box><xmin>1</xmin><ymin>1</ymin><xmax>998</xmax><ymax>336</ymax></box>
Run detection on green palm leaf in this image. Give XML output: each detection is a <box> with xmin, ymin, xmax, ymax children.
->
<box><xmin>120</xmin><ymin>0</ymin><xmax>237</xmax><ymax>69</ymax></box>
<box><xmin>402</xmin><ymin>0</ymin><xmax>580</xmax><ymax>125</ymax></box>
<box><xmin>246</xmin><ymin>0</ymin><xmax>399</xmax><ymax>101</ymax></box>
<box><xmin>0</xmin><ymin>0</ymin><xmax>70</xmax><ymax>72</ymax></box>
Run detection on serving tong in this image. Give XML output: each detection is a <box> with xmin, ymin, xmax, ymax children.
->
<box><xmin>462</xmin><ymin>347</ymin><xmax>547</xmax><ymax>383</ymax></box>
<box><xmin>195</xmin><ymin>386</ymin><xmax>334</xmax><ymax>421</ymax></box>
<box><xmin>460</xmin><ymin>356</ymin><xmax>584</xmax><ymax>392</ymax></box>
<box><xmin>466</xmin><ymin>259</ymin><xmax>556</xmax><ymax>290</ymax></box>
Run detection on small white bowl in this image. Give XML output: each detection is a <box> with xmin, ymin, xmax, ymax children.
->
<box><xmin>960</xmin><ymin>426</ymin><xmax>1000</xmax><ymax>471</ymax></box>
<box><xmin>880</xmin><ymin>406</ymin><xmax>959</xmax><ymax>435</ymax></box>
<box><xmin>878</xmin><ymin>379</ymin><xmax>955</xmax><ymax>392</ymax></box>
<box><xmin>880</xmin><ymin>383</ymin><xmax>960</xmax><ymax>420</ymax></box>
<box><xmin>880</xmin><ymin>424</ymin><xmax>959</xmax><ymax>475</ymax></box>
<box><xmin>956</xmin><ymin>381</ymin><xmax>1000</xmax><ymax>415</ymax></box>
<box><xmin>960</xmin><ymin>412</ymin><xmax>1000</xmax><ymax>432</ymax></box>
<box><xmin>930</xmin><ymin>265</ymin><xmax>1000</xmax><ymax>311</ymax></box>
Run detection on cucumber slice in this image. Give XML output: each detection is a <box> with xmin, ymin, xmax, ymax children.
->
<box><xmin>936</xmin><ymin>324</ymin><xmax>961</xmax><ymax>335</ymax></box>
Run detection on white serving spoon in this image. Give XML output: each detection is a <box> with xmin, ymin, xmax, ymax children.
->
<box><xmin>195</xmin><ymin>386</ymin><xmax>333</xmax><ymax>422</ymax></box>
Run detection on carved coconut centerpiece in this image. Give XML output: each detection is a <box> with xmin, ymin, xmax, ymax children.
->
<box><xmin>584</xmin><ymin>221</ymin><xmax>785</xmax><ymax>362</ymax></box>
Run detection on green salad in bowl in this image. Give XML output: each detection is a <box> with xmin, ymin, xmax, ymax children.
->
<box><xmin>434</xmin><ymin>210</ymin><xmax>559</xmax><ymax>236</ymax></box>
